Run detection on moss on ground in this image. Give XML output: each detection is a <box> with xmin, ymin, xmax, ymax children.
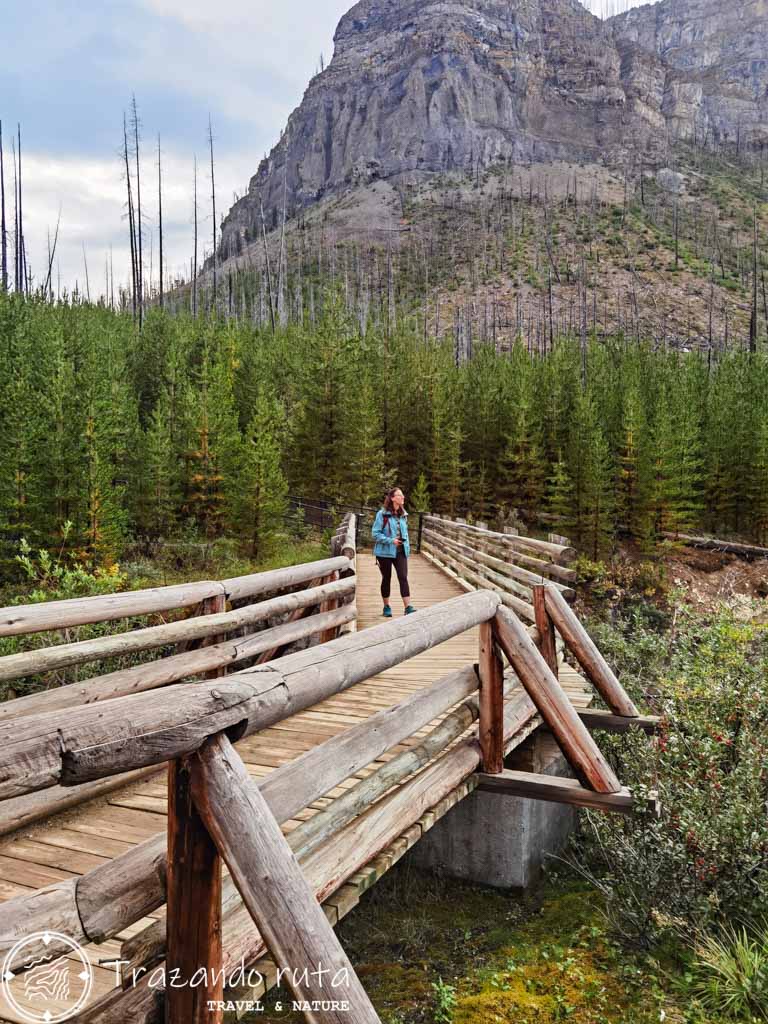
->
<box><xmin>240</xmin><ymin>865</ymin><xmax>687</xmax><ymax>1024</ymax></box>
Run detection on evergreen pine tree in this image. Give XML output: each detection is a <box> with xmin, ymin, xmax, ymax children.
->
<box><xmin>569</xmin><ymin>390</ymin><xmax>616</xmax><ymax>558</ymax></box>
<box><xmin>232</xmin><ymin>391</ymin><xmax>288</xmax><ymax>558</ymax></box>
<box><xmin>339</xmin><ymin>370</ymin><xmax>385</xmax><ymax>508</ymax></box>
<box><xmin>143</xmin><ymin>388</ymin><xmax>182</xmax><ymax>538</ymax></box>
<box><xmin>617</xmin><ymin>386</ymin><xmax>652</xmax><ymax>545</ymax></box>
<box><xmin>750</xmin><ymin>417</ymin><xmax>768</xmax><ymax>545</ymax></box>
<box><xmin>410</xmin><ymin>473</ymin><xmax>431</xmax><ymax>513</ymax></box>
<box><xmin>545</xmin><ymin>452</ymin><xmax>576</xmax><ymax>537</ymax></box>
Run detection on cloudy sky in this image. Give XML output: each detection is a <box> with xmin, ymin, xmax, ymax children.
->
<box><xmin>1</xmin><ymin>0</ymin><xmax>655</xmax><ymax>296</ymax></box>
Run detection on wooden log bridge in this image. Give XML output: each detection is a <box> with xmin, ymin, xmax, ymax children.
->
<box><xmin>0</xmin><ymin>513</ymin><xmax>656</xmax><ymax>1024</ymax></box>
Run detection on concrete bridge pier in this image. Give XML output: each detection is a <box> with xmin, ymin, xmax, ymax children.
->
<box><xmin>409</xmin><ymin>729</ymin><xmax>576</xmax><ymax>890</ymax></box>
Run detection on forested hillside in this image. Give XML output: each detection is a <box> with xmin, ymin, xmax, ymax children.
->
<box><xmin>1</xmin><ymin>288</ymin><xmax>767</xmax><ymax>581</ymax></box>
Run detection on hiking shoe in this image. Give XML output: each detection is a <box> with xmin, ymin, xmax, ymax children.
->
<box><xmin>383</xmin><ymin>605</ymin><xmax>393</xmax><ymax>618</ymax></box>
<box><xmin>405</xmin><ymin>605</ymin><xmax>417</xmax><ymax>615</ymax></box>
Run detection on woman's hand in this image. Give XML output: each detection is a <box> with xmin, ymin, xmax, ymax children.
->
<box><xmin>394</xmin><ymin>538</ymin><xmax>403</xmax><ymax>547</ymax></box>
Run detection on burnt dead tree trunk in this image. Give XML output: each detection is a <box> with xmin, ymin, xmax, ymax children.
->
<box><xmin>208</xmin><ymin>116</ymin><xmax>217</xmax><ymax>313</ymax></box>
<box><xmin>158</xmin><ymin>134</ymin><xmax>164</xmax><ymax>309</ymax></box>
<box><xmin>17</xmin><ymin>125</ymin><xmax>28</xmax><ymax>295</ymax></box>
<box><xmin>123</xmin><ymin>114</ymin><xmax>138</xmax><ymax>321</ymax></box>
<box><xmin>131</xmin><ymin>96</ymin><xmax>144</xmax><ymax>325</ymax></box>
<box><xmin>0</xmin><ymin>121</ymin><xmax>7</xmax><ymax>294</ymax></box>
<box><xmin>749</xmin><ymin>207</ymin><xmax>759</xmax><ymax>353</ymax></box>
<box><xmin>193</xmin><ymin>156</ymin><xmax>199</xmax><ymax>319</ymax></box>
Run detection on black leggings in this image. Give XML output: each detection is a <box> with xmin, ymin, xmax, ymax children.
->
<box><xmin>378</xmin><ymin>549</ymin><xmax>410</xmax><ymax>601</ymax></box>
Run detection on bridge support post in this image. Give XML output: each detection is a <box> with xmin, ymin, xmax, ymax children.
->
<box><xmin>202</xmin><ymin>592</ymin><xmax>227</xmax><ymax>678</ymax></box>
<box><xmin>409</xmin><ymin>730</ymin><xmax>576</xmax><ymax>890</ymax></box>
<box><xmin>478</xmin><ymin>622</ymin><xmax>505</xmax><ymax>774</ymax></box>
<box><xmin>320</xmin><ymin>571</ymin><xmax>341</xmax><ymax>644</ymax></box>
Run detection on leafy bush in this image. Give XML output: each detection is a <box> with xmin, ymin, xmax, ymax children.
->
<box><xmin>432</xmin><ymin>977</ymin><xmax>457</xmax><ymax>1023</ymax></box>
<box><xmin>569</xmin><ymin>603</ymin><xmax>768</xmax><ymax>947</ymax></box>
<box><xmin>14</xmin><ymin>524</ymin><xmax>127</xmax><ymax>602</ymax></box>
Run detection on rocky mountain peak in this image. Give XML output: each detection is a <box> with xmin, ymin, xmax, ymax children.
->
<box><xmin>219</xmin><ymin>0</ymin><xmax>767</xmax><ymax>258</ymax></box>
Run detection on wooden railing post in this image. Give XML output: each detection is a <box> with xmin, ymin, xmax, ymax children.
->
<box><xmin>166</xmin><ymin>758</ymin><xmax>223</xmax><ymax>1024</ymax></box>
<box><xmin>191</xmin><ymin>733</ymin><xmax>381</xmax><ymax>1024</ymax></box>
<box><xmin>201</xmin><ymin>592</ymin><xmax>227</xmax><ymax>679</ymax></box>
<box><xmin>532</xmin><ymin>584</ymin><xmax>558</xmax><ymax>678</ymax></box>
<box><xmin>478</xmin><ymin>621</ymin><xmax>505</xmax><ymax>774</ymax></box>
<box><xmin>320</xmin><ymin>571</ymin><xmax>341</xmax><ymax>643</ymax></box>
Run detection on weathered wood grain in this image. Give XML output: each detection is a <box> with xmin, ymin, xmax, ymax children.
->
<box><xmin>422</xmin><ymin>539</ymin><xmax>535</xmax><ymax>621</ymax></box>
<box><xmin>533</xmin><ymin>585</ymin><xmax>559</xmax><ymax>677</ymax></box>
<box><xmin>0</xmin><ymin>767</ymin><xmax>163</xmax><ymax>837</ymax></box>
<box><xmin>576</xmin><ymin>709</ymin><xmax>660</xmax><ymax>734</ymax></box>
<box><xmin>219</xmin><ymin>557</ymin><xmax>352</xmax><ymax>602</ymax></box>
<box><xmin>191</xmin><ymin>734</ymin><xmax>380</xmax><ymax>1024</ymax></box>
<box><xmin>426</xmin><ymin>518</ymin><xmax>578</xmax><ymax>582</ymax></box>
<box><xmin>423</xmin><ymin>528</ymin><xmax>575</xmax><ymax>598</ymax></box>
<box><xmin>425</xmin><ymin>515</ymin><xmax>576</xmax><ymax>564</ymax></box>
<box><xmin>166</xmin><ymin>759</ymin><xmax>223</xmax><ymax>1024</ymax></box>
<box><xmin>0</xmin><ymin>660</ymin><xmax>485</xmax><ymax>965</ymax></box>
<box><xmin>476</xmin><ymin>769</ymin><xmax>659</xmax><ymax>816</ymax></box>
<box><xmin>544</xmin><ymin>586</ymin><xmax>640</xmax><ymax>718</ymax></box>
<box><xmin>478</xmin><ymin>622</ymin><xmax>504</xmax><ymax>774</ymax></box>
<box><xmin>493</xmin><ymin>607</ymin><xmax>622</xmax><ymax>795</ymax></box>
<box><xmin>0</xmin><ymin>578</ymin><xmax>354</xmax><ymax>687</ymax></box>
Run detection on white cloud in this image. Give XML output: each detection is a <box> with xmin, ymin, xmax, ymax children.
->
<box><xmin>17</xmin><ymin>145</ymin><xmax>259</xmax><ymax>296</ymax></box>
<box><xmin>129</xmin><ymin>1</ymin><xmax>352</xmax><ymax>118</ymax></box>
<box><xmin>13</xmin><ymin>2</ymin><xmax>354</xmax><ymax>293</ymax></box>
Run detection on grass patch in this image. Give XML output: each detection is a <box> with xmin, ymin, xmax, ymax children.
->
<box><xmin>242</xmin><ymin>867</ymin><xmax>684</xmax><ymax>1024</ymax></box>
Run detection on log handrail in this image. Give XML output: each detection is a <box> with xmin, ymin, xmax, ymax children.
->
<box><xmin>0</xmin><ymin>651</ymin><xmax>497</xmax><ymax>968</ymax></box>
<box><xmin>423</xmin><ymin>533</ymin><xmax>536</xmax><ymax>621</ymax></box>
<box><xmin>0</xmin><ymin>591</ymin><xmax>501</xmax><ymax>801</ymax></box>
<box><xmin>0</xmin><ymin>578</ymin><xmax>356</xmax><ymax>685</ymax></box>
<box><xmin>0</xmin><ymin>556</ymin><xmax>352</xmax><ymax>638</ymax></box>
<box><xmin>425</xmin><ymin>515</ymin><xmax>576</xmax><ymax>564</ymax></box>
<box><xmin>82</xmin><ymin>687</ymin><xmax>542</xmax><ymax>1024</ymax></box>
<box><xmin>0</xmin><ymin>505</ymin><xmax>644</xmax><ymax>1024</ymax></box>
<box><xmin>423</xmin><ymin>527</ymin><xmax>576</xmax><ymax>598</ymax></box>
<box><xmin>426</xmin><ymin>517</ymin><xmax>577</xmax><ymax>583</ymax></box>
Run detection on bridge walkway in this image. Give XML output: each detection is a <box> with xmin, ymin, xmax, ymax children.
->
<box><xmin>0</xmin><ymin>553</ymin><xmax>590</xmax><ymax>1021</ymax></box>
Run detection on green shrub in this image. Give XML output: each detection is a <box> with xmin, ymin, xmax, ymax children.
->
<box><xmin>14</xmin><ymin>524</ymin><xmax>127</xmax><ymax>602</ymax></box>
<box><xmin>569</xmin><ymin>605</ymin><xmax>768</xmax><ymax>947</ymax></box>
<box><xmin>432</xmin><ymin>977</ymin><xmax>458</xmax><ymax>1022</ymax></box>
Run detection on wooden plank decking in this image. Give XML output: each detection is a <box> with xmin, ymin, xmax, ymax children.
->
<box><xmin>0</xmin><ymin>554</ymin><xmax>591</xmax><ymax>1022</ymax></box>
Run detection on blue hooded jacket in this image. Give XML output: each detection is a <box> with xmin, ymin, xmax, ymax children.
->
<box><xmin>372</xmin><ymin>508</ymin><xmax>411</xmax><ymax>559</ymax></box>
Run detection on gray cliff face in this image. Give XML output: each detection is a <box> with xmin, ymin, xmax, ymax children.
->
<box><xmin>220</xmin><ymin>0</ymin><xmax>767</xmax><ymax>255</ymax></box>
<box><xmin>611</xmin><ymin>0</ymin><xmax>768</xmax><ymax>145</ymax></box>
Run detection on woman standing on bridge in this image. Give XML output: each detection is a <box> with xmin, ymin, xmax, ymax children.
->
<box><xmin>373</xmin><ymin>488</ymin><xmax>416</xmax><ymax>618</ymax></box>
